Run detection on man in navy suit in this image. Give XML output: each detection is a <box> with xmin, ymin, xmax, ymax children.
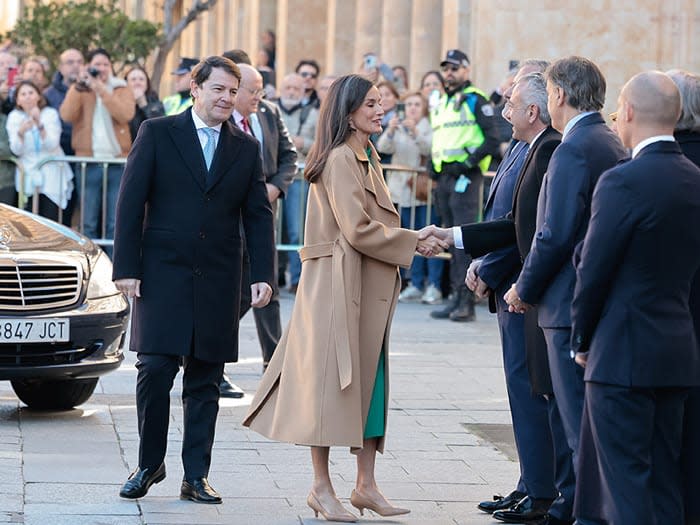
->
<box><xmin>460</xmin><ymin>62</ymin><xmax>559</xmax><ymax>523</ymax></box>
<box><xmin>113</xmin><ymin>56</ymin><xmax>275</xmax><ymax>503</ymax></box>
<box><xmin>503</xmin><ymin>56</ymin><xmax>628</xmax><ymax>525</ymax></box>
<box><xmin>571</xmin><ymin>71</ymin><xmax>700</xmax><ymax>525</ymax></box>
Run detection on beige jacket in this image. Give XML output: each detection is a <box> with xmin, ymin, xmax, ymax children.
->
<box><xmin>59</xmin><ymin>79</ymin><xmax>134</xmax><ymax>157</ymax></box>
<box><xmin>243</xmin><ymin>139</ymin><xmax>419</xmax><ymax>452</ymax></box>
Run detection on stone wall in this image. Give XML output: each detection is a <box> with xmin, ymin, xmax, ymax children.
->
<box><xmin>3</xmin><ymin>0</ymin><xmax>700</xmax><ymax>108</ymax></box>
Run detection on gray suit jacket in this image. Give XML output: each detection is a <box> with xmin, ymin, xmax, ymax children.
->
<box><xmin>254</xmin><ymin>100</ymin><xmax>298</xmax><ymax>196</ymax></box>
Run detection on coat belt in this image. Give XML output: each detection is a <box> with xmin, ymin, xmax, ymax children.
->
<box><xmin>299</xmin><ymin>241</ymin><xmax>353</xmax><ymax>390</ymax></box>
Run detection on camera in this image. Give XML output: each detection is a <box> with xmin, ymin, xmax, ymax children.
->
<box><xmin>396</xmin><ymin>102</ymin><xmax>406</xmax><ymax>121</ymax></box>
<box><xmin>87</xmin><ymin>67</ymin><xmax>100</xmax><ymax>77</ymax></box>
<box><xmin>363</xmin><ymin>54</ymin><xmax>378</xmax><ymax>71</ymax></box>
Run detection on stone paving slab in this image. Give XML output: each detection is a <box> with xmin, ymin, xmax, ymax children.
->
<box><xmin>0</xmin><ymin>295</ymin><xmax>520</xmax><ymax>524</ymax></box>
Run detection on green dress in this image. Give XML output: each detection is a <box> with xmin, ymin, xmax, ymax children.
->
<box><xmin>364</xmin><ymin>349</ymin><xmax>385</xmax><ymax>439</ymax></box>
<box><xmin>362</xmin><ymin>146</ymin><xmax>389</xmax><ymax>440</ymax></box>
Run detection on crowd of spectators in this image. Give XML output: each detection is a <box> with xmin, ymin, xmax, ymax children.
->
<box><xmin>0</xmin><ymin>38</ymin><xmax>543</xmax><ymax>312</ymax></box>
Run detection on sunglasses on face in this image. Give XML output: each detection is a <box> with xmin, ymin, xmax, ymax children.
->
<box><xmin>299</xmin><ymin>72</ymin><xmax>317</xmax><ymax>79</ymax></box>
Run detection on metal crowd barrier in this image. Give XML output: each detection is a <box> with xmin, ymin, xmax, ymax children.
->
<box><xmin>0</xmin><ymin>155</ymin><xmax>25</xmax><ymax>207</ymax></box>
<box><xmin>34</xmin><ymin>156</ymin><xmax>127</xmax><ymax>247</ymax></box>
<box><xmin>4</xmin><ymin>155</ymin><xmax>494</xmax><ymax>256</ymax></box>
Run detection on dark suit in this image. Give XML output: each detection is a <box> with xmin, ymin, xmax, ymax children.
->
<box><xmin>113</xmin><ymin>108</ymin><xmax>275</xmax><ymax>477</ymax></box>
<box><xmin>477</xmin><ymin>140</ymin><xmax>557</xmax><ymax>503</ymax></box>
<box><xmin>237</xmin><ymin>99</ymin><xmax>297</xmax><ymax>363</ymax></box>
<box><xmin>460</xmin><ymin>128</ymin><xmax>576</xmax><ymax>519</ymax></box>
<box><xmin>514</xmin><ymin>113</ymin><xmax>626</xmax><ymax>465</ymax></box>
<box><xmin>674</xmin><ymin>130</ymin><xmax>700</xmax><ymax>525</ymax></box>
<box><xmin>571</xmin><ymin>140</ymin><xmax>700</xmax><ymax>525</ymax></box>
<box><xmin>460</xmin><ymin>127</ymin><xmax>560</xmax><ymax>393</ymax></box>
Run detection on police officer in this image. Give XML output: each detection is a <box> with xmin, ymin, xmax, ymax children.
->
<box><xmin>430</xmin><ymin>49</ymin><xmax>500</xmax><ymax>321</ymax></box>
<box><xmin>162</xmin><ymin>57</ymin><xmax>198</xmax><ymax>115</ymax></box>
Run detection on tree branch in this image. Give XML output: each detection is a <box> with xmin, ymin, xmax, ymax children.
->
<box><xmin>164</xmin><ymin>0</ymin><xmax>218</xmax><ymax>47</ymax></box>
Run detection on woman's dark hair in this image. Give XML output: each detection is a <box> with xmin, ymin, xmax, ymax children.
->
<box><xmin>420</xmin><ymin>70</ymin><xmax>445</xmax><ymax>90</ymax></box>
<box><xmin>14</xmin><ymin>80</ymin><xmax>47</xmax><ymax>110</ymax></box>
<box><xmin>191</xmin><ymin>56</ymin><xmax>241</xmax><ymax>86</ymax></box>
<box><xmin>305</xmin><ymin>74</ymin><xmax>373</xmax><ymax>183</ymax></box>
<box><xmin>124</xmin><ymin>65</ymin><xmax>155</xmax><ymax>98</ymax></box>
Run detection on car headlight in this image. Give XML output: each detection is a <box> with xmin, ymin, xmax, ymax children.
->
<box><xmin>87</xmin><ymin>252</ymin><xmax>120</xmax><ymax>299</ymax></box>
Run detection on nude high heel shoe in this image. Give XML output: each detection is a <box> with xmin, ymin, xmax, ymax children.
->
<box><xmin>307</xmin><ymin>492</ymin><xmax>358</xmax><ymax>522</ymax></box>
<box><xmin>350</xmin><ymin>489</ymin><xmax>411</xmax><ymax>517</ymax></box>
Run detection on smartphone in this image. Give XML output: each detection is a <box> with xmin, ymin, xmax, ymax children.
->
<box><xmin>396</xmin><ymin>102</ymin><xmax>406</xmax><ymax>121</ymax></box>
<box><xmin>6</xmin><ymin>67</ymin><xmax>18</xmax><ymax>86</ymax></box>
<box><xmin>363</xmin><ymin>54</ymin><xmax>378</xmax><ymax>70</ymax></box>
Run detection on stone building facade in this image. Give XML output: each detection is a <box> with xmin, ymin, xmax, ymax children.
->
<box><xmin>3</xmin><ymin>0</ymin><xmax>700</xmax><ymax>113</ymax></box>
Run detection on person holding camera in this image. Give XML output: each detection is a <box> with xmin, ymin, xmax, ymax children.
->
<box><xmin>60</xmin><ymin>48</ymin><xmax>134</xmax><ymax>253</ymax></box>
<box><xmin>377</xmin><ymin>92</ymin><xmax>444</xmax><ymax>305</ymax></box>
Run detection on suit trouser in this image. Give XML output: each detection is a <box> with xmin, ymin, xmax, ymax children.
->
<box><xmin>495</xmin><ymin>293</ymin><xmax>556</xmax><ymax>500</ymax></box>
<box><xmin>135</xmin><ymin>353</ymin><xmax>224</xmax><ymax>479</ymax></box>
<box><xmin>542</xmin><ymin>327</ymin><xmax>596</xmax><ymax>524</ymax></box>
<box><xmin>547</xmin><ymin>393</ymin><xmax>578</xmax><ymax>520</ymax></box>
<box><xmin>682</xmin><ymin>387</ymin><xmax>700</xmax><ymax>525</ymax></box>
<box><xmin>240</xmin><ymin>243</ymin><xmax>281</xmax><ymax>363</ymax></box>
<box><xmin>576</xmin><ymin>382</ymin><xmax>687</xmax><ymax>525</ymax></box>
<box><xmin>435</xmin><ymin>170</ymin><xmax>482</xmax><ymax>298</ymax></box>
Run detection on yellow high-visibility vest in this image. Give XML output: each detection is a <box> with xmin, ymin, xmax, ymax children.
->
<box><xmin>431</xmin><ymin>86</ymin><xmax>491</xmax><ymax>174</ymax></box>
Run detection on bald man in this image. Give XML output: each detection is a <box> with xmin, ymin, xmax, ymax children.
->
<box><xmin>570</xmin><ymin>71</ymin><xmax>700</xmax><ymax>525</ymax></box>
<box><xmin>227</xmin><ymin>63</ymin><xmax>296</xmax><ymax>384</ymax></box>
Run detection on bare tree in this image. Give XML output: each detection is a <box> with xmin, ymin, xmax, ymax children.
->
<box><xmin>150</xmin><ymin>0</ymin><xmax>218</xmax><ymax>93</ymax></box>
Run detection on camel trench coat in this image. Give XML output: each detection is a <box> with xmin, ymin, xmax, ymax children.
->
<box><xmin>243</xmin><ymin>140</ymin><xmax>419</xmax><ymax>452</ymax></box>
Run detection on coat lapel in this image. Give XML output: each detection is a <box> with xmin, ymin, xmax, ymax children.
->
<box><xmin>485</xmin><ymin>140</ymin><xmax>525</xmax><ymax>212</ymax></box>
<box><xmin>207</xmin><ymin>120</ymin><xmax>243</xmax><ymax>190</ymax></box>
<box><xmin>347</xmin><ymin>140</ymin><xmax>397</xmax><ymax>215</ymax></box>
<box><xmin>168</xmin><ymin>109</ymin><xmax>207</xmax><ymax>191</ymax></box>
<box><xmin>511</xmin><ymin>126</ymin><xmax>555</xmax><ymax>213</ymax></box>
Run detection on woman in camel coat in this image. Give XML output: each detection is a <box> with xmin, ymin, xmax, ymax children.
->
<box><xmin>243</xmin><ymin>75</ymin><xmax>445</xmax><ymax>522</ymax></box>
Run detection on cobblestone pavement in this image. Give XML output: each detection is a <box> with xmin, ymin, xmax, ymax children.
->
<box><xmin>0</xmin><ymin>293</ymin><xmax>518</xmax><ymax>525</ymax></box>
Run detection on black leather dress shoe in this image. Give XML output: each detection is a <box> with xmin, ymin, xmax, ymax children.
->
<box><xmin>180</xmin><ymin>477</ymin><xmax>222</xmax><ymax>504</ymax></box>
<box><xmin>477</xmin><ymin>490</ymin><xmax>526</xmax><ymax>513</ymax></box>
<box><xmin>533</xmin><ymin>514</ymin><xmax>574</xmax><ymax>525</ymax></box>
<box><xmin>219</xmin><ymin>374</ymin><xmax>244</xmax><ymax>398</ymax></box>
<box><xmin>493</xmin><ymin>495</ymin><xmax>553</xmax><ymax>522</ymax></box>
<box><xmin>119</xmin><ymin>463</ymin><xmax>166</xmax><ymax>499</ymax></box>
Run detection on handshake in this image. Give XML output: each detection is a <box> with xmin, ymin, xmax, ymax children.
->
<box><xmin>415</xmin><ymin>225</ymin><xmax>454</xmax><ymax>257</ymax></box>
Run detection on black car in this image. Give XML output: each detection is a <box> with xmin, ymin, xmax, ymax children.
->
<box><xmin>0</xmin><ymin>204</ymin><xmax>129</xmax><ymax>409</ymax></box>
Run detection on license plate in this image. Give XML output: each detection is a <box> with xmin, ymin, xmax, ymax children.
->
<box><xmin>0</xmin><ymin>319</ymin><xmax>70</xmax><ymax>343</ymax></box>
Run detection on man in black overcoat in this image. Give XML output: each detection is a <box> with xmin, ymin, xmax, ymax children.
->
<box><xmin>112</xmin><ymin>56</ymin><xmax>275</xmax><ymax>504</ymax></box>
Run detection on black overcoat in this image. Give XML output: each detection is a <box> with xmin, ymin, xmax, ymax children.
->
<box><xmin>112</xmin><ymin>108</ymin><xmax>275</xmax><ymax>362</ymax></box>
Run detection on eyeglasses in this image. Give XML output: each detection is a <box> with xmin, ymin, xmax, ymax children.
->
<box><xmin>440</xmin><ymin>64</ymin><xmax>460</xmax><ymax>73</ymax></box>
<box><xmin>609</xmin><ymin>111</ymin><xmax>618</xmax><ymax>123</ymax></box>
<box><xmin>240</xmin><ymin>85</ymin><xmax>266</xmax><ymax>99</ymax></box>
<box><xmin>299</xmin><ymin>71</ymin><xmax>317</xmax><ymax>79</ymax></box>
